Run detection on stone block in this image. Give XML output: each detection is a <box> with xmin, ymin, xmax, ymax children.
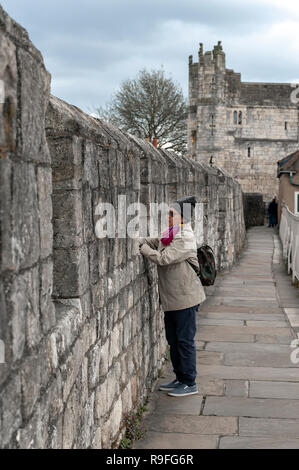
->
<box><xmin>203</xmin><ymin>396</ymin><xmax>299</xmax><ymax>418</ymax></box>
<box><xmin>1</xmin><ymin>162</ymin><xmax>40</xmax><ymax>272</ymax></box>
<box><xmin>21</xmin><ymin>355</ymin><xmax>41</xmax><ymax>420</ymax></box>
<box><xmin>134</xmin><ymin>431</ymin><xmax>218</xmax><ymax>450</ymax></box>
<box><xmin>0</xmin><ymin>33</ymin><xmax>17</xmax><ymax>160</ymax></box>
<box><xmin>88</xmin><ymin>344</ymin><xmax>101</xmax><ymax>389</ymax></box>
<box><xmin>16</xmin><ymin>403</ymin><xmax>48</xmax><ymax>449</ymax></box>
<box><xmin>62</xmin><ymin>385</ymin><xmax>80</xmax><ymax>449</ymax></box>
<box><xmin>99</xmin><ymin>340</ymin><xmax>109</xmax><ymax>377</ymax></box>
<box><xmin>61</xmin><ymin>337</ymin><xmax>84</xmax><ymax>402</ymax></box>
<box><xmin>1</xmin><ymin>374</ymin><xmax>21</xmax><ymax>446</ymax></box>
<box><xmin>37</xmin><ymin>166</ymin><xmax>53</xmax><ymax>258</ymax></box>
<box><xmin>40</xmin><ymin>260</ymin><xmax>56</xmax><ymax>334</ymax></box>
<box><xmin>48</xmin><ymin>137</ymin><xmax>83</xmax><ymax>190</ymax></box>
<box><xmin>94</xmin><ymin>379</ymin><xmax>109</xmax><ymax>423</ymax></box>
<box><xmin>53</xmin><ymin>245</ymin><xmax>89</xmax><ymax>297</ymax></box>
<box><xmin>18</xmin><ymin>47</ymin><xmax>51</xmax><ymax>162</ymax></box>
<box><xmin>8</xmin><ymin>266</ymin><xmax>41</xmax><ymax>360</ymax></box>
<box><xmin>83</xmin><ymin>141</ymin><xmax>100</xmax><ymax>189</ymax></box>
<box><xmin>52</xmin><ymin>190</ymin><xmax>83</xmax><ymax>248</ymax></box>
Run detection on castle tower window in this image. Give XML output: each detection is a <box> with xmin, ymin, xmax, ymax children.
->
<box><xmin>248</xmin><ymin>147</ymin><xmax>251</xmax><ymax>158</ymax></box>
<box><xmin>238</xmin><ymin>111</ymin><xmax>242</xmax><ymax>125</ymax></box>
<box><xmin>233</xmin><ymin>111</ymin><xmax>237</xmax><ymax>125</ymax></box>
<box><xmin>285</xmin><ymin>121</ymin><xmax>288</xmax><ymax>130</ymax></box>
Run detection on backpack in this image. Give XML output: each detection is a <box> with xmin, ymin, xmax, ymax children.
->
<box><xmin>187</xmin><ymin>245</ymin><xmax>217</xmax><ymax>286</ymax></box>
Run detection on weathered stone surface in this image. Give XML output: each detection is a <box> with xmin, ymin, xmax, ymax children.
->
<box><xmin>154</xmin><ymin>393</ymin><xmax>203</xmax><ymax>416</ymax></box>
<box><xmin>198</xmin><ymin>364</ymin><xmax>299</xmax><ymax>382</ymax></box>
<box><xmin>0</xmin><ymin>374</ymin><xmax>21</xmax><ymax>447</ymax></box>
<box><xmin>203</xmin><ymin>396</ymin><xmax>299</xmax><ymax>418</ymax></box>
<box><xmin>53</xmin><ymin>245</ymin><xmax>89</xmax><ymax>297</ymax></box>
<box><xmin>146</xmin><ymin>414</ymin><xmax>237</xmax><ymax>435</ymax></box>
<box><xmin>0</xmin><ymin>32</ymin><xmax>17</xmax><ymax>160</ymax></box>
<box><xmin>197</xmin><ymin>350</ymin><xmax>224</xmax><ymax>365</ymax></box>
<box><xmin>223</xmin><ymin>350</ymin><xmax>297</xmax><ymax>368</ymax></box>
<box><xmin>219</xmin><ymin>436</ymin><xmax>299</xmax><ymax>449</ymax></box>
<box><xmin>16</xmin><ymin>403</ymin><xmax>48</xmax><ymax>449</ymax></box>
<box><xmin>40</xmin><ymin>260</ymin><xmax>56</xmax><ymax>334</ymax></box>
<box><xmin>62</xmin><ymin>385</ymin><xmax>80</xmax><ymax>449</ymax></box>
<box><xmin>198</xmin><ymin>377</ymin><xmax>225</xmax><ymax>396</ymax></box>
<box><xmin>18</xmin><ymin>47</ymin><xmax>51</xmax><ymax>162</ymax></box>
<box><xmin>239</xmin><ymin>417</ymin><xmax>299</xmax><ymax>437</ymax></box>
<box><xmin>2</xmin><ymin>163</ymin><xmax>40</xmax><ymax>272</ymax></box>
<box><xmin>21</xmin><ymin>355</ymin><xmax>41</xmax><ymax>420</ymax></box>
<box><xmin>134</xmin><ymin>432</ymin><xmax>218</xmax><ymax>449</ymax></box>
<box><xmin>37</xmin><ymin>166</ymin><xmax>53</xmax><ymax>258</ymax></box>
<box><xmin>249</xmin><ymin>381</ymin><xmax>299</xmax><ymax>399</ymax></box>
<box><xmin>225</xmin><ymin>380</ymin><xmax>249</xmax><ymax>397</ymax></box>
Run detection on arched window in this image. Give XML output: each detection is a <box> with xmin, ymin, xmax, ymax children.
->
<box><xmin>248</xmin><ymin>147</ymin><xmax>251</xmax><ymax>158</ymax></box>
<box><xmin>238</xmin><ymin>111</ymin><xmax>242</xmax><ymax>125</ymax></box>
<box><xmin>233</xmin><ymin>111</ymin><xmax>237</xmax><ymax>125</ymax></box>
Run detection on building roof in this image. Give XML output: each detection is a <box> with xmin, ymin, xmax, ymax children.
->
<box><xmin>277</xmin><ymin>150</ymin><xmax>299</xmax><ymax>177</ymax></box>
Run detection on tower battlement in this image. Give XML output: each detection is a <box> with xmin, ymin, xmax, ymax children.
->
<box><xmin>189</xmin><ymin>41</ymin><xmax>226</xmax><ymax>70</ymax></box>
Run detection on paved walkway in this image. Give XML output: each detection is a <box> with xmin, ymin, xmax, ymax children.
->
<box><xmin>134</xmin><ymin>226</ymin><xmax>299</xmax><ymax>449</ymax></box>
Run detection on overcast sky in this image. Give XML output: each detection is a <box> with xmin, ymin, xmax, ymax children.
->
<box><xmin>2</xmin><ymin>0</ymin><xmax>299</xmax><ymax>113</ymax></box>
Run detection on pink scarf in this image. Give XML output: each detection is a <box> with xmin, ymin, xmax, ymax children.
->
<box><xmin>161</xmin><ymin>224</ymin><xmax>181</xmax><ymax>246</ymax></box>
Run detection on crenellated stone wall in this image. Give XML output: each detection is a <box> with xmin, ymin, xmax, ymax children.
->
<box><xmin>0</xmin><ymin>5</ymin><xmax>246</xmax><ymax>449</ymax></box>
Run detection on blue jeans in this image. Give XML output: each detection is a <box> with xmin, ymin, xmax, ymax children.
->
<box><xmin>164</xmin><ymin>304</ymin><xmax>199</xmax><ymax>386</ymax></box>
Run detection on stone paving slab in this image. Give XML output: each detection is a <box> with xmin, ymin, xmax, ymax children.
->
<box><xmin>198</xmin><ymin>364</ymin><xmax>299</xmax><ymax>381</ymax></box>
<box><xmin>202</xmin><ymin>305</ymin><xmax>282</xmax><ymax>314</ymax></box>
<box><xmin>154</xmin><ymin>393</ymin><xmax>203</xmax><ymax>416</ymax></box>
<box><xmin>197</xmin><ymin>319</ymin><xmax>245</xmax><ymax>327</ymax></box>
<box><xmin>145</xmin><ymin>415</ymin><xmax>238</xmax><ymax>435</ymax></box>
<box><xmin>239</xmin><ymin>417</ymin><xmax>299</xmax><ymax>437</ymax></box>
<box><xmin>249</xmin><ymin>381</ymin><xmax>299</xmax><ymax>399</ymax></box>
<box><xmin>246</xmin><ymin>320</ymin><xmax>288</xmax><ymax>327</ymax></box>
<box><xmin>225</xmin><ymin>380</ymin><xmax>249</xmax><ymax>397</ymax></box>
<box><xmin>223</xmin><ymin>350</ymin><xmax>297</xmax><ymax>368</ymax></box>
<box><xmin>197</xmin><ymin>377</ymin><xmax>225</xmax><ymax>396</ymax></box>
<box><xmin>197</xmin><ymin>351</ymin><xmax>224</xmax><ymax>365</ymax></box>
<box><xmin>199</xmin><ymin>313</ymin><xmax>285</xmax><ymax>321</ymax></box>
<box><xmin>203</xmin><ymin>396</ymin><xmax>299</xmax><ymax>418</ymax></box>
<box><xmin>197</xmin><ymin>329</ymin><xmax>255</xmax><ymax>343</ymax></box>
<box><xmin>208</xmin><ymin>297</ymin><xmax>278</xmax><ymax>305</ymax></box>
<box><xmin>197</xmin><ymin>325</ymin><xmax>292</xmax><ymax>337</ymax></box>
<box><xmin>134</xmin><ymin>432</ymin><xmax>219</xmax><ymax>449</ymax></box>
<box><xmin>254</xmin><ymin>334</ymin><xmax>293</xmax><ymax>344</ymax></box>
<box><xmin>219</xmin><ymin>436</ymin><xmax>299</xmax><ymax>449</ymax></box>
<box><xmin>206</xmin><ymin>342</ymin><xmax>292</xmax><ymax>354</ymax></box>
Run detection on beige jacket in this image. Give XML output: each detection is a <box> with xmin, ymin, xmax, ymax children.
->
<box><xmin>140</xmin><ymin>223</ymin><xmax>206</xmax><ymax>312</ymax></box>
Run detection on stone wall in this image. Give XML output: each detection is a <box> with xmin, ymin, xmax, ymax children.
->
<box><xmin>0</xmin><ymin>6</ymin><xmax>246</xmax><ymax>449</ymax></box>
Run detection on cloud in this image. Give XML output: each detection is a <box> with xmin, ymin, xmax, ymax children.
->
<box><xmin>1</xmin><ymin>0</ymin><xmax>299</xmax><ymax>111</ymax></box>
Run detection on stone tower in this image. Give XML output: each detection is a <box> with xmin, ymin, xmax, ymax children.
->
<box><xmin>188</xmin><ymin>42</ymin><xmax>299</xmax><ymax>200</ymax></box>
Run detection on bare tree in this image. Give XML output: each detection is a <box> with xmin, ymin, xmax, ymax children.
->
<box><xmin>94</xmin><ymin>68</ymin><xmax>187</xmax><ymax>154</ymax></box>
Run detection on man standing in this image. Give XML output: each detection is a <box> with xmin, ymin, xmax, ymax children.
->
<box><xmin>139</xmin><ymin>196</ymin><xmax>206</xmax><ymax>397</ymax></box>
<box><xmin>268</xmin><ymin>197</ymin><xmax>278</xmax><ymax>227</ymax></box>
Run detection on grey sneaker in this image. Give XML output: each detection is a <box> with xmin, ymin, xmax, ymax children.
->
<box><xmin>167</xmin><ymin>383</ymin><xmax>198</xmax><ymax>397</ymax></box>
<box><xmin>159</xmin><ymin>379</ymin><xmax>181</xmax><ymax>391</ymax></box>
